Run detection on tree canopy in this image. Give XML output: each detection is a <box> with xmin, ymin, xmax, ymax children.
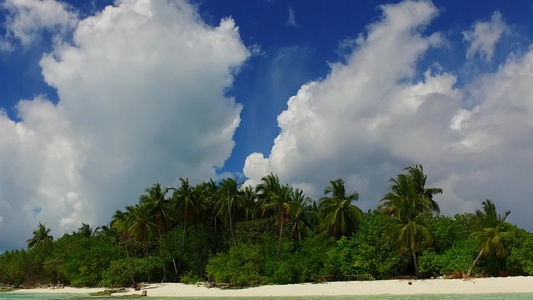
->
<box><xmin>2</xmin><ymin>166</ymin><xmax>531</xmax><ymax>288</ymax></box>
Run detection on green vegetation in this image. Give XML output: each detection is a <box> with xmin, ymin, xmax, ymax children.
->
<box><xmin>1</xmin><ymin>164</ymin><xmax>532</xmax><ymax>288</ymax></box>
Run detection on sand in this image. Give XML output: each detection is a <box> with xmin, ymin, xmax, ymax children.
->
<box><xmin>9</xmin><ymin>277</ymin><xmax>533</xmax><ymax>298</ymax></box>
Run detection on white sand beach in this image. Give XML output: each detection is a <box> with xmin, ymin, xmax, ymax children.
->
<box><xmin>9</xmin><ymin>277</ymin><xmax>533</xmax><ymax>297</ymax></box>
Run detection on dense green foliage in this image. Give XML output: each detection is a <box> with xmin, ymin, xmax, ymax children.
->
<box><xmin>1</xmin><ymin>165</ymin><xmax>533</xmax><ymax>287</ymax></box>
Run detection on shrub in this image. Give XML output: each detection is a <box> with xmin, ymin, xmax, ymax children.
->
<box><xmin>180</xmin><ymin>271</ymin><xmax>204</xmax><ymax>284</ymax></box>
<box><xmin>206</xmin><ymin>243</ymin><xmax>268</xmax><ymax>286</ymax></box>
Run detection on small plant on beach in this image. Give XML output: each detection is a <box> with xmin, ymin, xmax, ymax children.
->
<box><xmin>180</xmin><ymin>271</ymin><xmax>204</xmax><ymax>284</ymax></box>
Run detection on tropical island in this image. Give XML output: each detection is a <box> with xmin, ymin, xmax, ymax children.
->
<box><xmin>1</xmin><ymin>165</ymin><xmax>532</xmax><ymax>294</ymax></box>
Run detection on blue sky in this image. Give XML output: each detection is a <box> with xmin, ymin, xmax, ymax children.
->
<box><xmin>1</xmin><ymin>0</ymin><xmax>533</xmax><ymax>251</ymax></box>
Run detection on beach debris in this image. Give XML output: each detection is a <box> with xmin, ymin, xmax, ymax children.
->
<box><xmin>89</xmin><ymin>288</ymin><xmax>126</xmax><ymax>296</ymax></box>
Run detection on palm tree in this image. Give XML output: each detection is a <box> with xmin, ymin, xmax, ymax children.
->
<box><xmin>129</xmin><ymin>204</ymin><xmax>156</xmax><ymax>282</ymax></box>
<box><xmin>240</xmin><ymin>185</ymin><xmax>258</xmax><ymax>221</ymax></box>
<box><xmin>255</xmin><ymin>173</ymin><xmax>282</xmax><ymax>218</ymax></box>
<box><xmin>380</xmin><ymin>165</ymin><xmax>441</xmax><ymax>278</ymax></box>
<box><xmin>319</xmin><ymin>178</ymin><xmax>363</xmax><ymax>238</ymax></box>
<box><xmin>77</xmin><ymin>223</ymin><xmax>97</xmax><ymax>237</ymax></box>
<box><xmin>466</xmin><ymin>199</ymin><xmax>513</xmax><ymax>276</ymax></box>
<box><xmin>27</xmin><ymin>223</ymin><xmax>53</xmax><ymax>249</ymax></box>
<box><xmin>172</xmin><ymin>178</ymin><xmax>204</xmax><ymax>248</ymax></box>
<box><xmin>171</xmin><ymin>178</ymin><xmax>204</xmax><ymax>277</ymax></box>
<box><xmin>139</xmin><ymin>183</ymin><xmax>173</xmax><ymax>282</ymax></box>
<box><xmin>261</xmin><ymin>183</ymin><xmax>293</xmax><ymax>260</ymax></box>
<box><xmin>197</xmin><ymin>179</ymin><xmax>219</xmax><ymax>231</ymax></box>
<box><xmin>95</xmin><ymin>224</ymin><xmax>116</xmax><ymax>239</ymax></box>
<box><xmin>380</xmin><ymin>165</ymin><xmax>442</xmax><ymax>218</ymax></box>
<box><xmin>405</xmin><ymin>165</ymin><xmax>442</xmax><ymax>214</ymax></box>
<box><xmin>383</xmin><ymin>211</ymin><xmax>433</xmax><ymax>278</ymax></box>
<box><xmin>216</xmin><ymin>177</ymin><xmax>242</xmax><ymax>247</ymax></box>
<box><xmin>289</xmin><ymin>188</ymin><xmax>315</xmax><ymax>241</ymax></box>
<box><xmin>112</xmin><ymin>219</ymin><xmax>136</xmax><ymax>287</ymax></box>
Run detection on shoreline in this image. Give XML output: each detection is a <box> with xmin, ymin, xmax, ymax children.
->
<box><xmin>8</xmin><ymin>277</ymin><xmax>533</xmax><ymax>298</ymax></box>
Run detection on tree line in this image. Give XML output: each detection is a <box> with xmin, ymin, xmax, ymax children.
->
<box><xmin>1</xmin><ymin>165</ymin><xmax>532</xmax><ymax>287</ymax></box>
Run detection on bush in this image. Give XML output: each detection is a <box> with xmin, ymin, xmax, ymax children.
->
<box><xmin>0</xmin><ymin>250</ymin><xmax>26</xmax><ymax>286</ymax></box>
<box><xmin>180</xmin><ymin>271</ymin><xmax>204</xmax><ymax>284</ymax></box>
<box><xmin>325</xmin><ymin>211</ymin><xmax>409</xmax><ymax>279</ymax></box>
<box><xmin>206</xmin><ymin>243</ymin><xmax>268</xmax><ymax>286</ymax></box>
<box><xmin>418</xmin><ymin>238</ymin><xmax>476</xmax><ymax>275</ymax></box>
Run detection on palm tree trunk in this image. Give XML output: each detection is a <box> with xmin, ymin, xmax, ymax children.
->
<box><xmin>181</xmin><ymin>220</ymin><xmax>187</xmax><ymax>248</ymax></box>
<box><xmin>172</xmin><ymin>257</ymin><xmax>178</xmax><ymax>281</ymax></box>
<box><xmin>146</xmin><ymin>244</ymin><xmax>151</xmax><ymax>283</ymax></box>
<box><xmin>467</xmin><ymin>249</ymin><xmax>484</xmax><ymax>277</ymax></box>
<box><xmin>125</xmin><ymin>242</ymin><xmax>136</xmax><ymax>288</ymax></box>
<box><xmin>228</xmin><ymin>191</ymin><xmax>237</xmax><ymax>247</ymax></box>
<box><xmin>213</xmin><ymin>209</ymin><xmax>217</xmax><ymax>234</ymax></box>
<box><xmin>412</xmin><ymin>251</ymin><xmax>419</xmax><ymax>279</ymax></box>
<box><xmin>177</xmin><ymin>220</ymin><xmax>187</xmax><ymax>277</ymax></box>
<box><xmin>158</xmin><ymin>228</ymin><xmax>167</xmax><ymax>282</ymax></box>
<box><xmin>276</xmin><ymin>210</ymin><xmax>284</xmax><ymax>261</ymax></box>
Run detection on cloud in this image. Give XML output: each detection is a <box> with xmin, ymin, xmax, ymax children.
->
<box><xmin>1</xmin><ymin>0</ymin><xmax>78</xmax><ymax>49</ymax></box>
<box><xmin>463</xmin><ymin>11</ymin><xmax>507</xmax><ymax>61</ymax></box>
<box><xmin>285</xmin><ymin>6</ymin><xmax>297</xmax><ymax>28</ymax></box>
<box><xmin>243</xmin><ymin>1</ymin><xmax>533</xmax><ymax>230</ymax></box>
<box><xmin>0</xmin><ymin>0</ymin><xmax>249</xmax><ymax>250</ymax></box>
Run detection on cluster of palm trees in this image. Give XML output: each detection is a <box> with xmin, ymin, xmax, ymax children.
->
<box><xmin>106</xmin><ymin>174</ymin><xmax>363</xmax><ymax>285</ymax></box>
<box><xmin>26</xmin><ymin>164</ymin><xmax>513</xmax><ymax>282</ymax></box>
<box><xmin>378</xmin><ymin>165</ymin><xmax>512</xmax><ymax>278</ymax></box>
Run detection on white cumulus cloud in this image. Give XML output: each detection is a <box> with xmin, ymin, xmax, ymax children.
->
<box><xmin>0</xmin><ymin>0</ymin><xmax>249</xmax><ymax>250</ymax></box>
<box><xmin>1</xmin><ymin>0</ymin><xmax>78</xmax><ymax>49</ymax></box>
<box><xmin>463</xmin><ymin>11</ymin><xmax>508</xmax><ymax>61</ymax></box>
<box><xmin>243</xmin><ymin>1</ymin><xmax>533</xmax><ymax>230</ymax></box>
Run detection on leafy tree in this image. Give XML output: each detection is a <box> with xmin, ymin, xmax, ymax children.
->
<box><xmin>286</xmin><ymin>237</ymin><xmax>334</xmax><ymax>282</ymax></box>
<box><xmin>206</xmin><ymin>243</ymin><xmax>267</xmax><ymax>286</ymax></box>
<box><xmin>427</xmin><ymin>215</ymin><xmax>470</xmax><ymax>253</ymax></box>
<box><xmin>325</xmin><ymin>211</ymin><xmax>408</xmax><ymax>279</ymax></box>
<box><xmin>27</xmin><ymin>223</ymin><xmax>53</xmax><ymax>249</ymax></box>
<box><xmin>234</xmin><ymin>217</ymin><xmax>283</xmax><ymax>245</ymax></box>
<box><xmin>380</xmin><ymin>165</ymin><xmax>441</xmax><ymax>278</ymax></box>
<box><xmin>503</xmin><ymin>223</ymin><xmax>533</xmax><ymax>275</ymax></box>
<box><xmin>47</xmin><ymin>232</ymin><xmax>122</xmax><ymax>286</ymax></box>
<box><xmin>418</xmin><ymin>237</ymin><xmax>476</xmax><ymax>276</ymax></box>
<box><xmin>0</xmin><ymin>250</ymin><xmax>28</xmax><ymax>286</ymax></box>
<box><xmin>467</xmin><ymin>199</ymin><xmax>513</xmax><ymax>276</ymax></box>
<box><xmin>417</xmin><ymin>215</ymin><xmax>473</xmax><ymax>276</ymax></box>
<box><xmin>319</xmin><ymin>178</ymin><xmax>362</xmax><ymax>238</ymax></box>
